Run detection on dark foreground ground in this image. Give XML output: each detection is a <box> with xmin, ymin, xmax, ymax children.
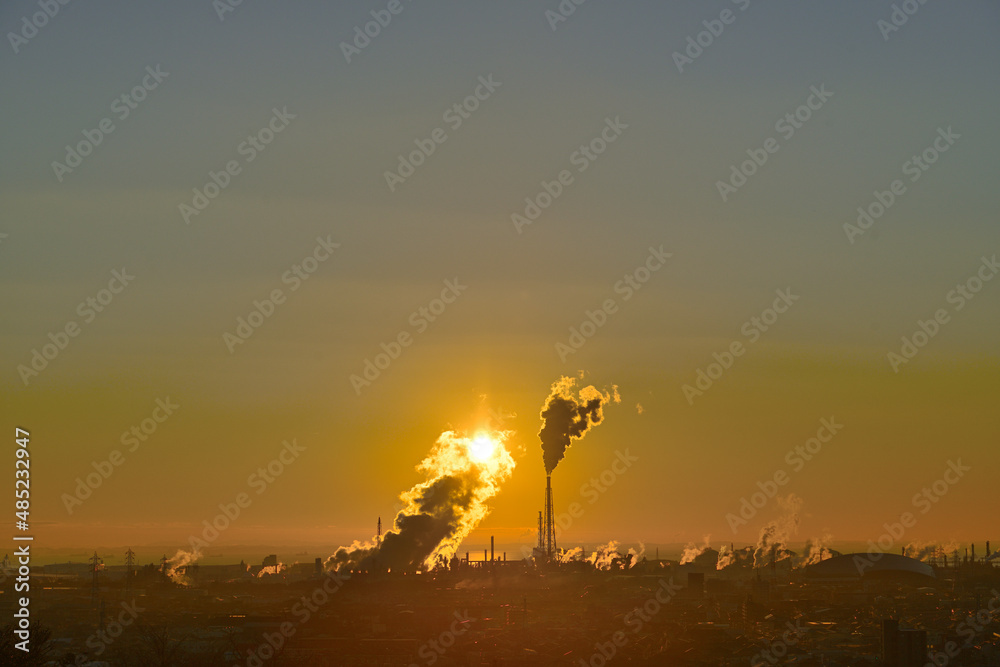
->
<box><xmin>2</xmin><ymin>558</ymin><xmax>999</xmax><ymax>666</ymax></box>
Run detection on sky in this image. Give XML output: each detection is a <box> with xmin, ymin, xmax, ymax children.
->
<box><xmin>1</xmin><ymin>0</ymin><xmax>998</xmax><ymax>560</ymax></box>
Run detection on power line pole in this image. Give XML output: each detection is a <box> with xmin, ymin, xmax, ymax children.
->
<box><xmin>90</xmin><ymin>551</ymin><xmax>103</xmax><ymax>604</ymax></box>
<box><xmin>124</xmin><ymin>548</ymin><xmax>136</xmax><ymax>593</ymax></box>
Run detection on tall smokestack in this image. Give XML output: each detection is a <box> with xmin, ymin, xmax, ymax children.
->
<box><xmin>545</xmin><ymin>475</ymin><xmax>556</xmax><ymax>558</ymax></box>
<box><xmin>491</xmin><ymin>536</ymin><xmax>495</xmax><ymax>563</ymax></box>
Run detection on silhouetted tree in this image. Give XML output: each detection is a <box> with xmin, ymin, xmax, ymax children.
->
<box><xmin>134</xmin><ymin>623</ymin><xmax>187</xmax><ymax>666</ymax></box>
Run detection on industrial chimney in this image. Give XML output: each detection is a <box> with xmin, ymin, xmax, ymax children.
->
<box><xmin>544</xmin><ymin>475</ymin><xmax>557</xmax><ymax>558</ymax></box>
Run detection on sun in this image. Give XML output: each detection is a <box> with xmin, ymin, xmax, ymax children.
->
<box><xmin>468</xmin><ymin>433</ymin><xmax>498</xmax><ymax>463</ymax></box>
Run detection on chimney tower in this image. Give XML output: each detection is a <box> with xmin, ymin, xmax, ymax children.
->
<box><xmin>544</xmin><ymin>475</ymin><xmax>557</xmax><ymax>558</ymax></box>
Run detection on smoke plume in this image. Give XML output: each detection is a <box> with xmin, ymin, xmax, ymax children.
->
<box><xmin>328</xmin><ymin>430</ymin><xmax>515</xmax><ymax>573</ymax></box>
<box><xmin>680</xmin><ymin>535</ymin><xmax>712</xmax><ymax>565</ymax></box>
<box><xmin>753</xmin><ymin>494</ymin><xmax>803</xmax><ymax>568</ymax></box>
<box><xmin>165</xmin><ymin>548</ymin><xmax>198</xmax><ymax>585</ymax></box>
<box><xmin>717</xmin><ymin>545</ymin><xmax>756</xmax><ymax>570</ymax></box>
<box><xmin>538</xmin><ymin>377</ymin><xmax>619</xmax><ymax>474</ymax></box>
<box><xmin>904</xmin><ymin>541</ymin><xmax>960</xmax><ymax>563</ymax></box>
<box><xmin>800</xmin><ymin>534</ymin><xmax>835</xmax><ymax>567</ymax></box>
<box><xmin>559</xmin><ymin>542</ymin><xmax>641</xmax><ymax>569</ymax></box>
<box><xmin>588</xmin><ymin>541</ymin><xmax>623</xmax><ymax>570</ymax></box>
<box><xmin>257</xmin><ymin>563</ymin><xmax>285</xmax><ymax>578</ymax></box>
<box><xmin>558</xmin><ymin>546</ymin><xmax>584</xmax><ymax>564</ymax></box>
<box><xmin>628</xmin><ymin>542</ymin><xmax>646</xmax><ymax>567</ymax></box>
<box><xmin>716</xmin><ymin>543</ymin><xmax>736</xmax><ymax>570</ymax></box>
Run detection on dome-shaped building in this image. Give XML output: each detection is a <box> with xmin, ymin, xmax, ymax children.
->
<box><xmin>805</xmin><ymin>553</ymin><xmax>935</xmax><ymax>583</ymax></box>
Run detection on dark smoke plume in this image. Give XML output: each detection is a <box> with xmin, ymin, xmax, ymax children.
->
<box><xmin>538</xmin><ymin>376</ymin><xmax>619</xmax><ymax>474</ymax></box>
<box><xmin>327</xmin><ymin>430</ymin><xmax>514</xmax><ymax>573</ymax></box>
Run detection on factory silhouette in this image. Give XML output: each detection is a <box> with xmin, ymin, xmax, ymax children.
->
<box><xmin>4</xmin><ymin>378</ymin><xmax>998</xmax><ymax>665</ymax></box>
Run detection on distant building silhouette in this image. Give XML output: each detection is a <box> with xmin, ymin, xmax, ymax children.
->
<box><xmin>881</xmin><ymin>619</ymin><xmax>927</xmax><ymax>667</ymax></box>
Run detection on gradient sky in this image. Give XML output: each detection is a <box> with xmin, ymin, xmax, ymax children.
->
<box><xmin>2</xmin><ymin>0</ymin><xmax>998</xmax><ymax>559</ymax></box>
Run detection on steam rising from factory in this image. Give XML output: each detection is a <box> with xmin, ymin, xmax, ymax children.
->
<box><xmin>753</xmin><ymin>493</ymin><xmax>802</xmax><ymax>568</ymax></box>
<box><xmin>328</xmin><ymin>430</ymin><xmax>514</xmax><ymax>573</ymax></box>
<box><xmin>538</xmin><ymin>377</ymin><xmax>618</xmax><ymax>475</ymax></box>
<box><xmin>535</xmin><ymin>376</ymin><xmax>619</xmax><ymax>560</ymax></box>
<box><xmin>165</xmin><ymin>548</ymin><xmax>197</xmax><ymax>585</ymax></box>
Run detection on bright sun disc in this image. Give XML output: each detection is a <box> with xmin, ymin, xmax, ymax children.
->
<box><xmin>468</xmin><ymin>434</ymin><xmax>497</xmax><ymax>463</ymax></box>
